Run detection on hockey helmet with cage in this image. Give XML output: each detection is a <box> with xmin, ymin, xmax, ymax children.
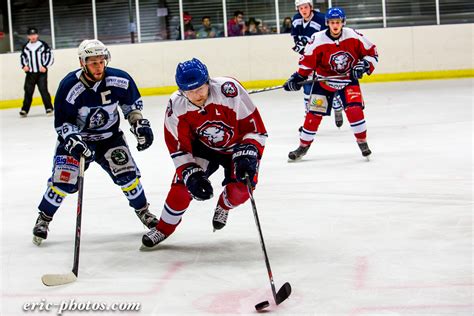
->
<box><xmin>78</xmin><ymin>39</ymin><xmax>111</xmax><ymax>64</ymax></box>
<box><xmin>175</xmin><ymin>58</ymin><xmax>209</xmax><ymax>91</ymax></box>
<box><xmin>295</xmin><ymin>0</ymin><xmax>313</xmax><ymax>10</ymax></box>
<box><xmin>325</xmin><ymin>7</ymin><xmax>346</xmax><ymax>25</ymax></box>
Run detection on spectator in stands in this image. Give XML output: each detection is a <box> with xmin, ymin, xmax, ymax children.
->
<box><xmin>282</xmin><ymin>17</ymin><xmax>292</xmax><ymax>33</ymax></box>
<box><xmin>255</xmin><ymin>19</ymin><xmax>270</xmax><ymax>34</ymax></box>
<box><xmin>227</xmin><ymin>10</ymin><xmax>245</xmax><ymax>36</ymax></box>
<box><xmin>196</xmin><ymin>16</ymin><xmax>218</xmax><ymax>38</ymax></box>
<box><xmin>176</xmin><ymin>12</ymin><xmax>196</xmax><ymax>40</ymax></box>
<box><xmin>245</xmin><ymin>18</ymin><xmax>262</xmax><ymax>36</ymax></box>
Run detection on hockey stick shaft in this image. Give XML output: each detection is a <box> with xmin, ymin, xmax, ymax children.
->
<box><xmin>245</xmin><ymin>176</ymin><xmax>278</xmax><ymax>303</ymax></box>
<box><xmin>41</xmin><ymin>155</ymin><xmax>85</xmax><ymax>286</ymax></box>
<box><xmin>72</xmin><ymin>154</ymin><xmax>85</xmax><ymax>276</ymax></box>
<box><xmin>247</xmin><ymin>74</ymin><xmax>350</xmax><ymax>95</ymax></box>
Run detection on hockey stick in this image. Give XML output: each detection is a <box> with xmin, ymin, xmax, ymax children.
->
<box><xmin>248</xmin><ymin>74</ymin><xmax>351</xmax><ymax>95</ymax></box>
<box><xmin>245</xmin><ymin>175</ymin><xmax>292</xmax><ymax>311</ymax></box>
<box><xmin>41</xmin><ymin>154</ymin><xmax>85</xmax><ymax>286</ymax></box>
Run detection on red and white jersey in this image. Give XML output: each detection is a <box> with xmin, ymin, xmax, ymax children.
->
<box><xmin>298</xmin><ymin>27</ymin><xmax>378</xmax><ymax>79</ymax></box>
<box><xmin>164</xmin><ymin>77</ymin><xmax>267</xmax><ymax>174</ymax></box>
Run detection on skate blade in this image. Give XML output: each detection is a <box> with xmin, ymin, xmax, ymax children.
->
<box><xmin>287</xmin><ymin>157</ymin><xmax>303</xmax><ymax>163</ymax></box>
<box><xmin>139</xmin><ymin>244</ymin><xmax>162</xmax><ymax>252</ymax></box>
<box><xmin>33</xmin><ymin>236</ymin><xmax>44</xmax><ymax>246</ymax></box>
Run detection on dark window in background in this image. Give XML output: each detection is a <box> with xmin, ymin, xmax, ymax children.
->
<box><xmin>0</xmin><ymin>1</ymin><xmax>11</xmax><ymax>53</ymax></box>
<box><xmin>182</xmin><ymin>0</ymin><xmax>224</xmax><ymax>40</ymax></box>
<box><xmin>386</xmin><ymin>0</ymin><xmax>436</xmax><ymax>27</ymax></box>
<box><xmin>333</xmin><ymin>0</ymin><xmax>384</xmax><ymax>29</ymax></box>
<box><xmin>53</xmin><ymin>0</ymin><xmax>94</xmax><ymax>49</ymax></box>
<box><xmin>139</xmin><ymin>0</ymin><xmax>179</xmax><ymax>42</ymax></box>
<box><xmin>96</xmin><ymin>0</ymin><xmax>137</xmax><ymax>45</ymax></box>
<box><xmin>11</xmin><ymin>0</ymin><xmax>52</xmax><ymax>51</ymax></box>
<box><xmin>439</xmin><ymin>0</ymin><xmax>474</xmax><ymax>24</ymax></box>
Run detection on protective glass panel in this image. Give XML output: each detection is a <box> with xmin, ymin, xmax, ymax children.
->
<box><xmin>139</xmin><ymin>0</ymin><xmax>180</xmax><ymax>42</ymax></box>
<box><xmin>11</xmin><ymin>0</ymin><xmax>52</xmax><ymax>51</ymax></box>
<box><xmin>53</xmin><ymin>1</ymin><xmax>94</xmax><ymax>49</ymax></box>
<box><xmin>226</xmin><ymin>0</ymin><xmax>277</xmax><ymax>36</ymax></box>
<box><xmin>439</xmin><ymin>0</ymin><xmax>474</xmax><ymax>24</ymax></box>
<box><xmin>386</xmin><ymin>0</ymin><xmax>437</xmax><ymax>27</ymax></box>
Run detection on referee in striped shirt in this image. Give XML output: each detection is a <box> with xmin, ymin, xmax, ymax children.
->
<box><xmin>20</xmin><ymin>27</ymin><xmax>54</xmax><ymax>117</ymax></box>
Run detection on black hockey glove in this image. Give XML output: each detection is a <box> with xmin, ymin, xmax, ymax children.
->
<box><xmin>351</xmin><ymin>60</ymin><xmax>370</xmax><ymax>80</ymax></box>
<box><xmin>130</xmin><ymin>119</ymin><xmax>154</xmax><ymax>151</ymax></box>
<box><xmin>232</xmin><ymin>143</ymin><xmax>259</xmax><ymax>186</ymax></box>
<box><xmin>182</xmin><ymin>164</ymin><xmax>213</xmax><ymax>201</ymax></box>
<box><xmin>292</xmin><ymin>37</ymin><xmax>308</xmax><ymax>54</ymax></box>
<box><xmin>64</xmin><ymin>134</ymin><xmax>94</xmax><ymax>161</ymax></box>
<box><xmin>283</xmin><ymin>72</ymin><xmax>307</xmax><ymax>91</ymax></box>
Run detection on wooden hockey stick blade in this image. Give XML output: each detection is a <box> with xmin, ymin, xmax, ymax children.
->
<box><xmin>275</xmin><ymin>282</ymin><xmax>292</xmax><ymax>305</ymax></box>
<box><xmin>41</xmin><ymin>272</ymin><xmax>77</xmax><ymax>286</ymax></box>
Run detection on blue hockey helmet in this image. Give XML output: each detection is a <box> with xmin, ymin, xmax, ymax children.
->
<box><xmin>175</xmin><ymin>58</ymin><xmax>209</xmax><ymax>91</ymax></box>
<box><xmin>325</xmin><ymin>7</ymin><xmax>346</xmax><ymax>25</ymax></box>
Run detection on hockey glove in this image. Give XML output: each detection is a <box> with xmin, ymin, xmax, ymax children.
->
<box><xmin>351</xmin><ymin>60</ymin><xmax>370</xmax><ymax>80</ymax></box>
<box><xmin>64</xmin><ymin>134</ymin><xmax>94</xmax><ymax>161</ymax></box>
<box><xmin>292</xmin><ymin>37</ymin><xmax>308</xmax><ymax>54</ymax></box>
<box><xmin>130</xmin><ymin>119</ymin><xmax>154</xmax><ymax>151</ymax></box>
<box><xmin>232</xmin><ymin>143</ymin><xmax>259</xmax><ymax>186</ymax></box>
<box><xmin>283</xmin><ymin>72</ymin><xmax>307</xmax><ymax>91</ymax></box>
<box><xmin>182</xmin><ymin>164</ymin><xmax>213</xmax><ymax>201</ymax></box>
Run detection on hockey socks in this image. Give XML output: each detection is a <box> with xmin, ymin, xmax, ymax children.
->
<box><xmin>299</xmin><ymin>112</ymin><xmax>323</xmax><ymax>147</ymax></box>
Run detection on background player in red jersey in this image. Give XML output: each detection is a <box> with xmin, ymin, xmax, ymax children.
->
<box><xmin>141</xmin><ymin>58</ymin><xmax>268</xmax><ymax>249</ymax></box>
<box><xmin>284</xmin><ymin>7</ymin><xmax>377</xmax><ymax>161</ymax></box>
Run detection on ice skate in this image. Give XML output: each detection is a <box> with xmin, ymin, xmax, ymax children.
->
<box><xmin>135</xmin><ymin>204</ymin><xmax>158</xmax><ymax>228</ymax></box>
<box><xmin>288</xmin><ymin>145</ymin><xmax>310</xmax><ymax>161</ymax></box>
<box><xmin>357</xmin><ymin>140</ymin><xmax>372</xmax><ymax>160</ymax></box>
<box><xmin>32</xmin><ymin>212</ymin><xmax>51</xmax><ymax>246</ymax></box>
<box><xmin>334</xmin><ymin>110</ymin><xmax>343</xmax><ymax>128</ymax></box>
<box><xmin>19</xmin><ymin>110</ymin><xmax>28</xmax><ymax>118</ymax></box>
<box><xmin>212</xmin><ymin>205</ymin><xmax>229</xmax><ymax>232</ymax></box>
<box><xmin>140</xmin><ymin>228</ymin><xmax>168</xmax><ymax>251</ymax></box>
<box><xmin>46</xmin><ymin>109</ymin><xmax>54</xmax><ymax>116</ymax></box>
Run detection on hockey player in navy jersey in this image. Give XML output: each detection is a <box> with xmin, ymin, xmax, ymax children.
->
<box><xmin>290</xmin><ymin>0</ymin><xmax>345</xmax><ymax>143</ymax></box>
<box><xmin>141</xmin><ymin>58</ymin><xmax>267</xmax><ymax>249</ymax></box>
<box><xmin>32</xmin><ymin>40</ymin><xmax>157</xmax><ymax>245</ymax></box>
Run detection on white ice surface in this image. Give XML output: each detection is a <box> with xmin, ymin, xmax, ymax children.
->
<box><xmin>1</xmin><ymin>79</ymin><xmax>472</xmax><ymax>316</ymax></box>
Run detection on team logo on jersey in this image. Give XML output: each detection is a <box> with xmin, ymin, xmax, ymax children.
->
<box><xmin>329</xmin><ymin>51</ymin><xmax>355</xmax><ymax>74</ymax></box>
<box><xmin>111</xmin><ymin>148</ymin><xmax>129</xmax><ymax>166</ymax></box>
<box><xmin>221</xmin><ymin>82</ymin><xmax>238</xmax><ymax>98</ymax></box>
<box><xmin>197</xmin><ymin>121</ymin><xmax>234</xmax><ymax>149</ymax></box>
<box><xmin>87</xmin><ymin>108</ymin><xmax>109</xmax><ymax>129</ymax></box>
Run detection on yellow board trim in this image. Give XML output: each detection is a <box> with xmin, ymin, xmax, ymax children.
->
<box><xmin>1</xmin><ymin>69</ymin><xmax>472</xmax><ymax>110</ymax></box>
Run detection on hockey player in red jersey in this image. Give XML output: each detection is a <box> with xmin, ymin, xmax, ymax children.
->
<box><xmin>284</xmin><ymin>7</ymin><xmax>377</xmax><ymax>160</ymax></box>
<box><xmin>141</xmin><ymin>58</ymin><xmax>267</xmax><ymax>249</ymax></box>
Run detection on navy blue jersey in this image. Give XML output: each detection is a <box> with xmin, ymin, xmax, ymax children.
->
<box><xmin>54</xmin><ymin>67</ymin><xmax>143</xmax><ymax>142</ymax></box>
<box><xmin>291</xmin><ymin>10</ymin><xmax>327</xmax><ymax>44</ymax></box>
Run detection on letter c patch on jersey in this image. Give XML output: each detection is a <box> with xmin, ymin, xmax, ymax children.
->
<box><xmin>221</xmin><ymin>82</ymin><xmax>238</xmax><ymax>98</ymax></box>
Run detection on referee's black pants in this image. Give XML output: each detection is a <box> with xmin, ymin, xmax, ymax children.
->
<box><xmin>22</xmin><ymin>72</ymin><xmax>53</xmax><ymax>113</ymax></box>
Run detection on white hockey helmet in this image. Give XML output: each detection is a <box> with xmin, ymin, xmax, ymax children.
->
<box><xmin>78</xmin><ymin>39</ymin><xmax>111</xmax><ymax>64</ymax></box>
<box><xmin>295</xmin><ymin>0</ymin><xmax>313</xmax><ymax>10</ymax></box>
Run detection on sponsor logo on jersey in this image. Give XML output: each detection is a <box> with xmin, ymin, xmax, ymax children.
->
<box><xmin>329</xmin><ymin>51</ymin><xmax>355</xmax><ymax>74</ymax></box>
<box><xmin>111</xmin><ymin>148</ymin><xmax>129</xmax><ymax>166</ymax></box>
<box><xmin>197</xmin><ymin>121</ymin><xmax>234</xmax><ymax>149</ymax></box>
<box><xmin>59</xmin><ymin>171</ymin><xmax>71</xmax><ymax>182</ymax></box>
<box><xmin>86</xmin><ymin>108</ymin><xmax>109</xmax><ymax>129</ymax></box>
<box><xmin>55</xmin><ymin>156</ymin><xmax>80</xmax><ymax>167</ymax></box>
<box><xmin>221</xmin><ymin>82</ymin><xmax>238</xmax><ymax>98</ymax></box>
<box><xmin>66</xmin><ymin>82</ymin><xmax>86</xmax><ymax>104</ymax></box>
<box><xmin>105</xmin><ymin>76</ymin><xmax>129</xmax><ymax>90</ymax></box>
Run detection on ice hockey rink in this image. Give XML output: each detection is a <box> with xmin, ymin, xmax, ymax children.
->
<box><xmin>0</xmin><ymin>78</ymin><xmax>472</xmax><ymax>315</ymax></box>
